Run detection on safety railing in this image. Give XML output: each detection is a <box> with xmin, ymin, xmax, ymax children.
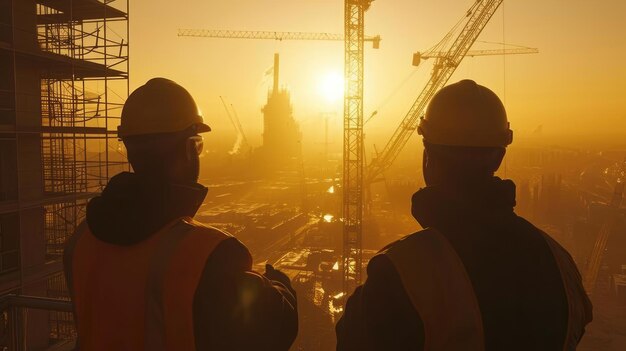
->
<box><xmin>0</xmin><ymin>295</ymin><xmax>75</xmax><ymax>351</ymax></box>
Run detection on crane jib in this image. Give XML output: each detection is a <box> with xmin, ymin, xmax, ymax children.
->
<box><xmin>366</xmin><ymin>0</ymin><xmax>505</xmax><ymax>184</ymax></box>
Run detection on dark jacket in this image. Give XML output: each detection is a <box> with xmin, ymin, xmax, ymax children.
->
<box><xmin>66</xmin><ymin>172</ymin><xmax>298</xmax><ymax>350</ymax></box>
<box><xmin>336</xmin><ymin>177</ymin><xmax>592</xmax><ymax>351</ymax></box>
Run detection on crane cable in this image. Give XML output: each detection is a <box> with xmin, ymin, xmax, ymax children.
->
<box><xmin>365</xmin><ymin>69</ymin><xmax>419</xmax><ymax>125</ymax></box>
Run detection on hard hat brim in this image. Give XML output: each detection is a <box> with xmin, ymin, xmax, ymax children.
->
<box><xmin>418</xmin><ymin>119</ymin><xmax>513</xmax><ymax>147</ymax></box>
<box><xmin>195</xmin><ymin>122</ymin><xmax>212</xmax><ymax>134</ymax></box>
<box><xmin>119</xmin><ymin>78</ymin><xmax>211</xmax><ymax>137</ymax></box>
<box><xmin>117</xmin><ymin>121</ymin><xmax>212</xmax><ymax>138</ymax></box>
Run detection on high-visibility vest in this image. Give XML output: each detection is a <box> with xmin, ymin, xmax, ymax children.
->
<box><xmin>65</xmin><ymin>217</ymin><xmax>238</xmax><ymax>351</ymax></box>
<box><xmin>383</xmin><ymin>229</ymin><xmax>589</xmax><ymax>351</ymax></box>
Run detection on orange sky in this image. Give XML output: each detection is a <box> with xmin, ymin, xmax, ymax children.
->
<box><xmin>127</xmin><ymin>0</ymin><xmax>626</xmax><ymax>151</ymax></box>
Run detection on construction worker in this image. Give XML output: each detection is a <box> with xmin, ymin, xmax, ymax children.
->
<box><xmin>63</xmin><ymin>78</ymin><xmax>298</xmax><ymax>350</ymax></box>
<box><xmin>336</xmin><ymin>80</ymin><xmax>593</xmax><ymax>351</ymax></box>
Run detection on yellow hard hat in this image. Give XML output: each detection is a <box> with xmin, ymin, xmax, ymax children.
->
<box><xmin>118</xmin><ymin>78</ymin><xmax>211</xmax><ymax>138</ymax></box>
<box><xmin>418</xmin><ymin>80</ymin><xmax>513</xmax><ymax>147</ymax></box>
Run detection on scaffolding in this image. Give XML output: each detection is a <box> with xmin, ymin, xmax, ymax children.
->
<box><xmin>36</xmin><ymin>0</ymin><xmax>128</xmax><ymax>259</ymax></box>
<box><xmin>36</xmin><ymin>0</ymin><xmax>129</xmax><ymax>344</ymax></box>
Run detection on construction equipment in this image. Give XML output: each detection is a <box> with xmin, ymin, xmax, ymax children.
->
<box><xmin>342</xmin><ymin>0</ymin><xmax>373</xmax><ymax>295</ymax></box>
<box><xmin>229</xmin><ymin>105</ymin><xmax>250</xmax><ymax>152</ymax></box>
<box><xmin>413</xmin><ymin>43</ymin><xmax>538</xmax><ymax>67</ymax></box>
<box><xmin>219</xmin><ymin>96</ymin><xmax>250</xmax><ymax>155</ymax></box>
<box><xmin>178</xmin><ymin>29</ymin><xmax>381</xmax><ymax>48</ymax></box>
<box><xmin>583</xmin><ymin>159</ymin><xmax>626</xmax><ymax>295</ymax></box>
<box><xmin>367</xmin><ymin>0</ymin><xmax>506</xmax><ymax>184</ymax></box>
<box><xmin>178</xmin><ymin>22</ymin><xmax>378</xmax><ymax>294</ymax></box>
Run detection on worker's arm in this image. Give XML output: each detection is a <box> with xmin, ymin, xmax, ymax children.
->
<box><xmin>193</xmin><ymin>237</ymin><xmax>298</xmax><ymax>351</ymax></box>
<box><xmin>551</xmin><ymin>240</ymin><xmax>594</xmax><ymax>342</ymax></box>
<box><xmin>336</xmin><ymin>285</ymin><xmax>370</xmax><ymax>351</ymax></box>
<box><xmin>336</xmin><ymin>254</ymin><xmax>423</xmax><ymax>351</ymax></box>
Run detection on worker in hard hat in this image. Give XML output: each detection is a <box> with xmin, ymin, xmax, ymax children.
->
<box><xmin>336</xmin><ymin>80</ymin><xmax>592</xmax><ymax>350</ymax></box>
<box><xmin>63</xmin><ymin>78</ymin><xmax>298</xmax><ymax>350</ymax></box>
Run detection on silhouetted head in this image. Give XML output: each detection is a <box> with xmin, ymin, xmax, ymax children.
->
<box><xmin>418</xmin><ymin>80</ymin><xmax>513</xmax><ymax>186</ymax></box>
<box><xmin>118</xmin><ymin>78</ymin><xmax>210</xmax><ymax>184</ymax></box>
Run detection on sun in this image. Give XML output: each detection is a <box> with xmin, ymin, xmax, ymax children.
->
<box><xmin>317</xmin><ymin>71</ymin><xmax>344</xmax><ymax>103</ymax></box>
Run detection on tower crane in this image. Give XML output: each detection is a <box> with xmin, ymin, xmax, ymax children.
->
<box><xmin>413</xmin><ymin>44</ymin><xmax>538</xmax><ymax>66</ymax></box>
<box><xmin>367</xmin><ymin>42</ymin><xmax>537</xmax><ymax>125</ymax></box>
<box><xmin>367</xmin><ymin>0</ymin><xmax>506</xmax><ymax>184</ymax></box>
<box><xmin>177</xmin><ymin>29</ymin><xmax>381</xmax><ymax>49</ymax></box>
<box><xmin>178</xmin><ymin>20</ymin><xmax>378</xmax><ymax>295</ymax></box>
<box><xmin>342</xmin><ymin>0</ymin><xmax>373</xmax><ymax>295</ymax></box>
<box><xmin>219</xmin><ymin>96</ymin><xmax>250</xmax><ymax>155</ymax></box>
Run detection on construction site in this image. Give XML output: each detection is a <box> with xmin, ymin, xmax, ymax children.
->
<box><xmin>1</xmin><ymin>0</ymin><xmax>625</xmax><ymax>350</ymax></box>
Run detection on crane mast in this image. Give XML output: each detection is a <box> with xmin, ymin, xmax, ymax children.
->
<box><xmin>367</xmin><ymin>0</ymin><xmax>504</xmax><ymax>183</ymax></box>
<box><xmin>343</xmin><ymin>0</ymin><xmax>371</xmax><ymax>295</ymax></box>
<box><xmin>178</xmin><ymin>20</ymin><xmax>379</xmax><ymax>295</ymax></box>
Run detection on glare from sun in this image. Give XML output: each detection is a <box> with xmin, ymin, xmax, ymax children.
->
<box><xmin>317</xmin><ymin>71</ymin><xmax>344</xmax><ymax>103</ymax></box>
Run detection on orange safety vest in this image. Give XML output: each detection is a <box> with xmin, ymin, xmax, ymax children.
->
<box><xmin>383</xmin><ymin>229</ymin><xmax>589</xmax><ymax>351</ymax></box>
<box><xmin>65</xmin><ymin>217</ymin><xmax>235</xmax><ymax>351</ymax></box>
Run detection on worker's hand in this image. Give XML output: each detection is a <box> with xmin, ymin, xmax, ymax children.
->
<box><xmin>264</xmin><ymin>264</ymin><xmax>295</xmax><ymax>295</ymax></box>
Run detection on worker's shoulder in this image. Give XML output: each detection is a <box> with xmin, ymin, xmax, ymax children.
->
<box><xmin>367</xmin><ymin>229</ymin><xmax>438</xmax><ymax>273</ymax></box>
<box><xmin>180</xmin><ymin>218</ymin><xmax>253</xmax><ymax>269</ymax></box>
<box><xmin>515</xmin><ymin>215</ymin><xmax>580</xmax><ymax>271</ymax></box>
<box><xmin>64</xmin><ymin>220</ymin><xmax>90</xmax><ymax>250</ymax></box>
<box><xmin>63</xmin><ymin>220</ymin><xmax>89</xmax><ymax>263</ymax></box>
<box><xmin>182</xmin><ymin>217</ymin><xmax>235</xmax><ymax>238</ymax></box>
<box><xmin>378</xmin><ymin>228</ymin><xmax>440</xmax><ymax>256</ymax></box>
<box><xmin>515</xmin><ymin>216</ymin><xmax>573</xmax><ymax>254</ymax></box>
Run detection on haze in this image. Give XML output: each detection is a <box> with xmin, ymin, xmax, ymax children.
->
<box><xmin>130</xmin><ymin>0</ymin><xmax>626</xmax><ymax>154</ymax></box>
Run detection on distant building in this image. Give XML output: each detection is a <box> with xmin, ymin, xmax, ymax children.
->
<box><xmin>260</xmin><ymin>53</ymin><xmax>301</xmax><ymax>167</ymax></box>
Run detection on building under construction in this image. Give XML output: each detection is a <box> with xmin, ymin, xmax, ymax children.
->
<box><xmin>259</xmin><ymin>53</ymin><xmax>302</xmax><ymax>169</ymax></box>
<box><xmin>0</xmin><ymin>0</ymin><xmax>128</xmax><ymax>348</ymax></box>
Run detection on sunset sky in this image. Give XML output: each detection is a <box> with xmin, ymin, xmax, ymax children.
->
<box><xmin>127</xmin><ymin>0</ymin><xmax>626</xmax><ymax>151</ymax></box>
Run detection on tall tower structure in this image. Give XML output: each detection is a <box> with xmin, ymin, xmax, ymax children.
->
<box><xmin>342</xmin><ymin>0</ymin><xmax>371</xmax><ymax>294</ymax></box>
<box><xmin>261</xmin><ymin>53</ymin><xmax>301</xmax><ymax>166</ymax></box>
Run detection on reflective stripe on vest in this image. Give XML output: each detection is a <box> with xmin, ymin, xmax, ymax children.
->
<box><xmin>383</xmin><ymin>229</ymin><xmax>485</xmax><ymax>351</ymax></box>
<box><xmin>383</xmin><ymin>229</ymin><xmax>590</xmax><ymax>351</ymax></box>
<box><xmin>540</xmin><ymin>233</ymin><xmax>592</xmax><ymax>351</ymax></box>
<box><xmin>69</xmin><ymin>217</ymin><xmax>231</xmax><ymax>351</ymax></box>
